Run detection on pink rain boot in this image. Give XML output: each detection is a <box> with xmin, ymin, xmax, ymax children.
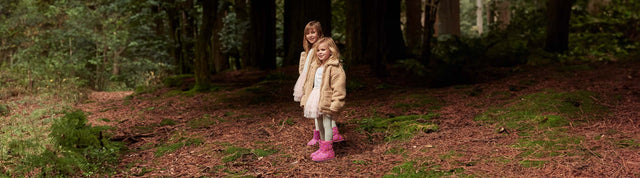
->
<box><xmin>307</xmin><ymin>130</ymin><xmax>320</xmax><ymax>146</ymax></box>
<box><xmin>332</xmin><ymin>127</ymin><xmax>344</xmax><ymax>142</ymax></box>
<box><xmin>312</xmin><ymin>140</ymin><xmax>335</xmax><ymax>162</ymax></box>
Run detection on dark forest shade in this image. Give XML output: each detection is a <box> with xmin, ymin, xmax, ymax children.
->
<box><xmin>250</xmin><ymin>0</ymin><xmax>276</xmax><ymax>70</ymax></box>
<box><xmin>545</xmin><ymin>0</ymin><xmax>574</xmax><ymax>53</ymax></box>
<box><xmin>283</xmin><ymin>0</ymin><xmax>331</xmax><ymax>67</ymax></box>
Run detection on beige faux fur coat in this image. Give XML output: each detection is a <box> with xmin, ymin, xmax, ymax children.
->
<box><xmin>300</xmin><ymin>58</ymin><xmax>346</xmax><ymax>115</ymax></box>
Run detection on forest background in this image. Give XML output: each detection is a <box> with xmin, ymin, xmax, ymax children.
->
<box><xmin>0</xmin><ymin>0</ymin><xmax>639</xmax><ymax>176</ymax></box>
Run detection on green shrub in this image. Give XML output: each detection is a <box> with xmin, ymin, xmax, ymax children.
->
<box><xmin>19</xmin><ymin>110</ymin><xmax>124</xmax><ymax>176</ymax></box>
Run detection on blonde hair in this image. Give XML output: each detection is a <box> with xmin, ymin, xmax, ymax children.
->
<box><xmin>303</xmin><ymin>21</ymin><xmax>324</xmax><ymax>53</ymax></box>
<box><xmin>313</xmin><ymin>37</ymin><xmax>340</xmax><ymax>65</ymax></box>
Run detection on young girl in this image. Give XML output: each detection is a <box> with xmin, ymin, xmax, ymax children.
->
<box><xmin>300</xmin><ymin>37</ymin><xmax>346</xmax><ymax>162</ymax></box>
<box><xmin>293</xmin><ymin>21</ymin><xmax>344</xmax><ymax>147</ymax></box>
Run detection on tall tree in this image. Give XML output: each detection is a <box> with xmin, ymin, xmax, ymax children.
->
<box><xmin>249</xmin><ymin>0</ymin><xmax>276</xmax><ymax>70</ymax></box>
<box><xmin>384</xmin><ymin>0</ymin><xmax>407</xmax><ymax>61</ymax></box>
<box><xmin>235</xmin><ymin>0</ymin><xmax>250</xmax><ymax>69</ymax></box>
<box><xmin>164</xmin><ymin>0</ymin><xmax>187</xmax><ymax>74</ymax></box>
<box><xmin>437</xmin><ymin>0</ymin><xmax>460</xmax><ymax>36</ymax></box>
<box><xmin>476</xmin><ymin>0</ymin><xmax>484</xmax><ymax>34</ymax></box>
<box><xmin>194</xmin><ymin>0</ymin><xmax>218</xmax><ymax>89</ymax></box>
<box><xmin>211</xmin><ymin>1</ymin><xmax>229</xmax><ymax>73</ymax></box>
<box><xmin>362</xmin><ymin>0</ymin><xmax>389</xmax><ymax>78</ymax></box>
<box><xmin>283</xmin><ymin>0</ymin><xmax>331</xmax><ymax>67</ymax></box>
<box><xmin>405</xmin><ymin>0</ymin><xmax>422</xmax><ymax>57</ymax></box>
<box><xmin>422</xmin><ymin>0</ymin><xmax>440</xmax><ymax>65</ymax></box>
<box><xmin>544</xmin><ymin>0</ymin><xmax>574</xmax><ymax>53</ymax></box>
<box><xmin>345</xmin><ymin>0</ymin><xmax>364</xmax><ymax>65</ymax></box>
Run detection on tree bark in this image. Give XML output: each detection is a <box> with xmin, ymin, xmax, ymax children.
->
<box><xmin>165</xmin><ymin>0</ymin><xmax>185</xmax><ymax>74</ymax></box>
<box><xmin>194</xmin><ymin>0</ymin><xmax>217</xmax><ymax>88</ymax></box>
<box><xmin>283</xmin><ymin>0</ymin><xmax>331</xmax><ymax>67</ymax></box>
<box><xmin>476</xmin><ymin>0</ymin><xmax>483</xmax><ymax>34</ymax></box>
<box><xmin>422</xmin><ymin>0</ymin><xmax>439</xmax><ymax>65</ymax></box>
<box><xmin>405</xmin><ymin>0</ymin><xmax>422</xmax><ymax>57</ymax></box>
<box><xmin>437</xmin><ymin>0</ymin><xmax>460</xmax><ymax>36</ymax></box>
<box><xmin>362</xmin><ymin>0</ymin><xmax>388</xmax><ymax>78</ymax></box>
<box><xmin>235</xmin><ymin>0</ymin><xmax>250</xmax><ymax>69</ymax></box>
<box><xmin>385</xmin><ymin>0</ymin><xmax>406</xmax><ymax>61</ymax></box>
<box><xmin>544</xmin><ymin>0</ymin><xmax>573</xmax><ymax>53</ymax></box>
<box><xmin>345</xmin><ymin>0</ymin><xmax>364</xmax><ymax>65</ymax></box>
<box><xmin>212</xmin><ymin>2</ymin><xmax>229</xmax><ymax>73</ymax></box>
<box><xmin>250</xmin><ymin>0</ymin><xmax>276</xmax><ymax>70</ymax></box>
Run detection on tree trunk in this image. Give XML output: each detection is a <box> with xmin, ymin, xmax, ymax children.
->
<box><xmin>362</xmin><ymin>0</ymin><xmax>388</xmax><ymax>78</ymax></box>
<box><xmin>497</xmin><ymin>0</ymin><xmax>511</xmax><ymax>30</ymax></box>
<box><xmin>437</xmin><ymin>0</ymin><xmax>460</xmax><ymax>36</ymax></box>
<box><xmin>180</xmin><ymin>0</ymin><xmax>196</xmax><ymax>74</ymax></box>
<box><xmin>405</xmin><ymin>0</ymin><xmax>422</xmax><ymax>57</ymax></box>
<box><xmin>165</xmin><ymin>0</ymin><xmax>185</xmax><ymax>74</ymax></box>
<box><xmin>235</xmin><ymin>0</ymin><xmax>250</xmax><ymax>69</ymax></box>
<box><xmin>544</xmin><ymin>0</ymin><xmax>573</xmax><ymax>53</ymax></box>
<box><xmin>422</xmin><ymin>0</ymin><xmax>439</xmax><ymax>65</ymax></box>
<box><xmin>212</xmin><ymin>2</ymin><xmax>229</xmax><ymax>73</ymax></box>
<box><xmin>194</xmin><ymin>0</ymin><xmax>217</xmax><ymax>89</ymax></box>
<box><xmin>345</xmin><ymin>0</ymin><xmax>364</xmax><ymax>65</ymax></box>
<box><xmin>476</xmin><ymin>0</ymin><xmax>483</xmax><ymax>34</ymax></box>
<box><xmin>250</xmin><ymin>0</ymin><xmax>276</xmax><ymax>70</ymax></box>
<box><xmin>283</xmin><ymin>0</ymin><xmax>331</xmax><ymax>67</ymax></box>
<box><xmin>385</xmin><ymin>0</ymin><xmax>406</xmax><ymax>61</ymax></box>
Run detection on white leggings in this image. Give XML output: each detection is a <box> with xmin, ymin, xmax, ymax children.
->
<box><xmin>315</xmin><ymin>114</ymin><xmax>334</xmax><ymax>141</ymax></box>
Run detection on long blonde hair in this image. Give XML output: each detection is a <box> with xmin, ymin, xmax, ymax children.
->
<box><xmin>303</xmin><ymin>21</ymin><xmax>324</xmax><ymax>53</ymax></box>
<box><xmin>313</xmin><ymin>37</ymin><xmax>340</xmax><ymax>65</ymax></box>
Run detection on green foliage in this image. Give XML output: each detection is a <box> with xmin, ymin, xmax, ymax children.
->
<box><xmin>359</xmin><ymin>114</ymin><xmax>439</xmax><ymax>142</ymax></box>
<box><xmin>567</xmin><ymin>0</ymin><xmax>640</xmax><ymax>62</ymax></box>
<box><xmin>17</xmin><ymin>110</ymin><xmax>124</xmax><ymax>176</ymax></box>
<box><xmin>0</xmin><ymin>0</ymin><xmax>171</xmax><ymax>91</ymax></box>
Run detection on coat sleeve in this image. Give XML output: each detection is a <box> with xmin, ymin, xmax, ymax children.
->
<box><xmin>329</xmin><ymin>66</ymin><xmax>347</xmax><ymax>113</ymax></box>
<box><xmin>298</xmin><ymin>52</ymin><xmax>306</xmax><ymax>74</ymax></box>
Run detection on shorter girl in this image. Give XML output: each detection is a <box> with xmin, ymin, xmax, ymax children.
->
<box><xmin>300</xmin><ymin>37</ymin><xmax>346</xmax><ymax>162</ymax></box>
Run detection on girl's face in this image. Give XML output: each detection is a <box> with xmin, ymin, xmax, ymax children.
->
<box><xmin>305</xmin><ymin>29</ymin><xmax>319</xmax><ymax>44</ymax></box>
<box><xmin>316</xmin><ymin>43</ymin><xmax>331</xmax><ymax>62</ymax></box>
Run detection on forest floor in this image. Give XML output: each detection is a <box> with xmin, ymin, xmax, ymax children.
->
<box><xmin>76</xmin><ymin>60</ymin><xmax>640</xmax><ymax>177</ymax></box>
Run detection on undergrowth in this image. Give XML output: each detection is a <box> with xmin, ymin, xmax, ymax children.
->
<box><xmin>9</xmin><ymin>111</ymin><xmax>125</xmax><ymax>177</ymax></box>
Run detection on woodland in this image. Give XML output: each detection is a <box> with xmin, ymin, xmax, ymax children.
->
<box><xmin>0</xmin><ymin>0</ymin><xmax>639</xmax><ymax>177</ymax></box>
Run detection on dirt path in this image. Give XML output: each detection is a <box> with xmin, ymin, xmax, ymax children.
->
<box><xmin>77</xmin><ymin>62</ymin><xmax>640</xmax><ymax>177</ymax></box>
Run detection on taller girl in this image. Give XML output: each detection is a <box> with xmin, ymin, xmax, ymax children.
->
<box><xmin>293</xmin><ymin>21</ymin><xmax>344</xmax><ymax>146</ymax></box>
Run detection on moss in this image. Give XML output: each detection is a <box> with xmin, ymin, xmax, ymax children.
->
<box><xmin>519</xmin><ymin>160</ymin><xmax>546</xmax><ymax>168</ymax></box>
<box><xmin>154</xmin><ymin>138</ymin><xmax>203</xmax><ymax>157</ymax></box>
<box><xmin>359</xmin><ymin>114</ymin><xmax>439</xmax><ymax>142</ymax></box>
<box><xmin>159</xmin><ymin>119</ymin><xmax>177</xmax><ymax>126</ymax></box>
<box><xmin>392</xmin><ymin>94</ymin><xmax>444</xmax><ymax>112</ymax></box>
<box><xmin>384</xmin><ymin>161</ymin><xmax>469</xmax><ymax>178</ymax></box>
<box><xmin>476</xmin><ymin>90</ymin><xmax>608</xmax><ymax>132</ymax></box>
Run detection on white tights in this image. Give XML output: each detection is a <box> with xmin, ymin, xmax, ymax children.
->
<box><xmin>315</xmin><ymin>114</ymin><xmax>334</xmax><ymax>141</ymax></box>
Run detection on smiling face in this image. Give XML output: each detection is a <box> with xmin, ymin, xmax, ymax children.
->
<box><xmin>316</xmin><ymin>42</ymin><xmax>331</xmax><ymax>62</ymax></box>
<box><xmin>305</xmin><ymin>29</ymin><xmax>319</xmax><ymax>44</ymax></box>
